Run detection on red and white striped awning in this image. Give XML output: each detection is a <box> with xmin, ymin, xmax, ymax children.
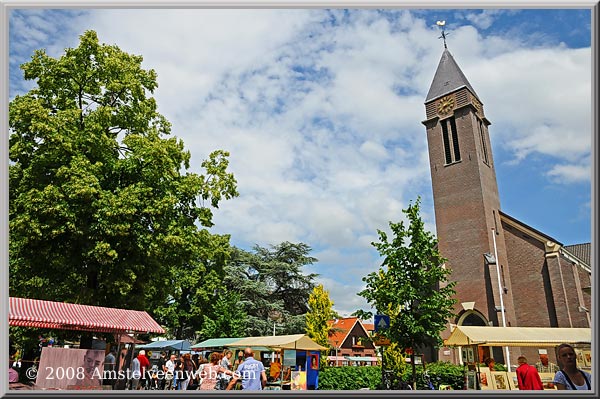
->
<box><xmin>9</xmin><ymin>297</ymin><xmax>164</xmax><ymax>334</ymax></box>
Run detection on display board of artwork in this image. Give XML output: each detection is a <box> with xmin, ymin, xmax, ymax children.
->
<box><xmin>507</xmin><ymin>372</ymin><xmax>518</xmax><ymax>390</ymax></box>
<box><xmin>490</xmin><ymin>371</ymin><xmax>509</xmax><ymax>390</ymax></box>
<box><xmin>582</xmin><ymin>350</ymin><xmax>592</xmax><ymax>367</ymax></box>
<box><xmin>290</xmin><ymin>371</ymin><xmax>306</xmax><ymax>390</ymax></box>
<box><xmin>478</xmin><ymin>367</ymin><xmax>492</xmax><ymax>390</ymax></box>
<box><xmin>35</xmin><ymin>347</ymin><xmax>105</xmax><ymax>389</ymax></box>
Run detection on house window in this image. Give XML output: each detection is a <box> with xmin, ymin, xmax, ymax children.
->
<box><xmin>441</xmin><ymin>116</ymin><xmax>460</xmax><ymax>164</ymax></box>
<box><xmin>352</xmin><ymin>336</ymin><xmax>356</xmax><ymax>346</ymax></box>
<box><xmin>478</xmin><ymin>120</ymin><xmax>489</xmax><ymax>165</ymax></box>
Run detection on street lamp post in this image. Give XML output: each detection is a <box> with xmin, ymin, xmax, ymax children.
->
<box><xmin>492</xmin><ymin>228</ymin><xmax>511</xmax><ymax>372</ymax></box>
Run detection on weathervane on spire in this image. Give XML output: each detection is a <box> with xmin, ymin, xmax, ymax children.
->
<box><xmin>436</xmin><ymin>20</ymin><xmax>448</xmax><ymax>49</ymax></box>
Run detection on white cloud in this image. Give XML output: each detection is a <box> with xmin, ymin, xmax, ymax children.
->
<box><xmin>546</xmin><ymin>163</ymin><xmax>591</xmax><ymax>184</ymax></box>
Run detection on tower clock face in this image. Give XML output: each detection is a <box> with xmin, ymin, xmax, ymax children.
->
<box><xmin>437</xmin><ymin>95</ymin><xmax>454</xmax><ymax>115</ymax></box>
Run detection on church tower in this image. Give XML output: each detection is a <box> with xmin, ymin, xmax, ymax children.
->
<box><xmin>422</xmin><ymin>48</ymin><xmax>518</xmax><ymax>362</ymax></box>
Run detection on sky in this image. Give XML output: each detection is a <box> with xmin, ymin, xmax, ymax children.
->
<box><xmin>7</xmin><ymin>7</ymin><xmax>593</xmax><ymax>317</ymax></box>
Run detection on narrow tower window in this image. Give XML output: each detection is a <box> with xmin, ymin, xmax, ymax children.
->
<box><xmin>479</xmin><ymin>120</ymin><xmax>489</xmax><ymax>165</ymax></box>
<box><xmin>441</xmin><ymin>116</ymin><xmax>460</xmax><ymax>164</ymax></box>
<box><xmin>450</xmin><ymin>117</ymin><xmax>460</xmax><ymax>161</ymax></box>
<box><xmin>441</xmin><ymin>119</ymin><xmax>452</xmax><ymax>164</ymax></box>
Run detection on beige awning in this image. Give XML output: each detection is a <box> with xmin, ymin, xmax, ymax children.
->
<box><xmin>228</xmin><ymin>334</ymin><xmax>327</xmax><ymax>351</ymax></box>
<box><xmin>444</xmin><ymin>326</ymin><xmax>591</xmax><ymax>347</ymax></box>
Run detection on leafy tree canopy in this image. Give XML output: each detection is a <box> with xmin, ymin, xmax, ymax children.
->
<box><xmin>222</xmin><ymin>242</ymin><xmax>318</xmax><ymax>337</ymax></box>
<box><xmin>358</xmin><ymin>198</ymin><xmax>456</xmax><ymax>384</ymax></box>
<box><xmin>9</xmin><ymin>30</ymin><xmax>238</xmax><ymax>319</ymax></box>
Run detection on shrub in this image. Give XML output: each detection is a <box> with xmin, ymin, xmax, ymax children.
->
<box><xmin>401</xmin><ymin>362</ymin><xmax>465</xmax><ymax>390</ymax></box>
<box><xmin>318</xmin><ymin>366</ymin><xmax>382</xmax><ymax>390</ymax></box>
<box><xmin>317</xmin><ymin>362</ymin><xmax>465</xmax><ymax>390</ymax></box>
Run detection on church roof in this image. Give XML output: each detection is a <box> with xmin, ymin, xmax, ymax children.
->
<box><xmin>563</xmin><ymin>243</ymin><xmax>591</xmax><ymax>266</ymax></box>
<box><xmin>499</xmin><ymin>211</ymin><xmax>590</xmax><ymax>268</ymax></box>
<box><xmin>425</xmin><ymin>49</ymin><xmax>480</xmax><ymax>103</ymax></box>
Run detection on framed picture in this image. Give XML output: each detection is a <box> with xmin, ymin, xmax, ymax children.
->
<box><xmin>478</xmin><ymin>367</ymin><xmax>493</xmax><ymax>390</ymax></box>
<box><xmin>491</xmin><ymin>371</ymin><xmax>510</xmax><ymax>390</ymax></box>
<box><xmin>539</xmin><ymin>372</ymin><xmax>557</xmax><ymax>390</ymax></box>
<box><xmin>290</xmin><ymin>371</ymin><xmax>306</xmax><ymax>390</ymax></box>
<box><xmin>582</xmin><ymin>350</ymin><xmax>591</xmax><ymax>367</ymax></box>
<box><xmin>310</xmin><ymin>355</ymin><xmax>319</xmax><ymax>370</ymax></box>
<box><xmin>575</xmin><ymin>348</ymin><xmax>585</xmax><ymax>366</ymax></box>
<box><xmin>507</xmin><ymin>372</ymin><xmax>519</xmax><ymax>390</ymax></box>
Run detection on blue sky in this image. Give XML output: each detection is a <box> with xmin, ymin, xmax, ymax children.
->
<box><xmin>7</xmin><ymin>8</ymin><xmax>593</xmax><ymax>316</ymax></box>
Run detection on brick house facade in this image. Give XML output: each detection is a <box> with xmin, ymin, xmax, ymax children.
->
<box><xmin>327</xmin><ymin>317</ymin><xmax>377</xmax><ymax>366</ymax></box>
<box><xmin>422</xmin><ymin>49</ymin><xmax>591</xmax><ymax>368</ymax></box>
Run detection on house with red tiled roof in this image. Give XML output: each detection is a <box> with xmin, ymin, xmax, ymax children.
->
<box><xmin>327</xmin><ymin>317</ymin><xmax>377</xmax><ymax>366</ymax></box>
<box><xmin>363</xmin><ymin>323</ymin><xmax>375</xmax><ymax>335</ymax></box>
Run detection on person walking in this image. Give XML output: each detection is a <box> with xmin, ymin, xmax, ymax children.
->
<box><xmin>164</xmin><ymin>354</ymin><xmax>176</xmax><ymax>390</ymax></box>
<box><xmin>516</xmin><ymin>356</ymin><xmax>543</xmax><ymax>390</ymax></box>
<box><xmin>128</xmin><ymin>352</ymin><xmax>141</xmax><ymax>390</ymax></box>
<box><xmin>200</xmin><ymin>352</ymin><xmax>233</xmax><ymax>390</ymax></box>
<box><xmin>103</xmin><ymin>348</ymin><xmax>117</xmax><ymax>386</ymax></box>
<box><xmin>553</xmin><ymin>344</ymin><xmax>592</xmax><ymax>390</ymax></box>
<box><xmin>226</xmin><ymin>347</ymin><xmax>266</xmax><ymax>391</ymax></box>
<box><xmin>179</xmin><ymin>353</ymin><xmax>195</xmax><ymax>390</ymax></box>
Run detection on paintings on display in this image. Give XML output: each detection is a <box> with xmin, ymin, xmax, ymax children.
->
<box><xmin>582</xmin><ymin>350</ymin><xmax>592</xmax><ymax>367</ymax></box>
<box><xmin>507</xmin><ymin>372</ymin><xmax>519</xmax><ymax>390</ymax></box>
<box><xmin>478</xmin><ymin>367</ymin><xmax>493</xmax><ymax>390</ymax></box>
<box><xmin>290</xmin><ymin>371</ymin><xmax>306</xmax><ymax>390</ymax></box>
<box><xmin>310</xmin><ymin>355</ymin><xmax>319</xmax><ymax>370</ymax></box>
<box><xmin>490</xmin><ymin>371</ymin><xmax>509</xmax><ymax>390</ymax></box>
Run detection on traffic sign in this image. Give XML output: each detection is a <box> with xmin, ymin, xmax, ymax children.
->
<box><xmin>374</xmin><ymin>314</ymin><xmax>390</xmax><ymax>332</ymax></box>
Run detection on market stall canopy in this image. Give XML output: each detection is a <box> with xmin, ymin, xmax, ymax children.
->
<box><xmin>444</xmin><ymin>326</ymin><xmax>591</xmax><ymax>347</ymax></box>
<box><xmin>137</xmin><ymin>339</ymin><xmax>191</xmax><ymax>351</ymax></box>
<box><xmin>228</xmin><ymin>334</ymin><xmax>327</xmax><ymax>351</ymax></box>
<box><xmin>191</xmin><ymin>337</ymin><xmax>242</xmax><ymax>349</ymax></box>
<box><xmin>9</xmin><ymin>297</ymin><xmax>164</xmax><ymax>334</ymax></box>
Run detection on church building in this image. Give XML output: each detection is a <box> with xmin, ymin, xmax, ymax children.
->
<box><xmin>421</xmin><ymin>45</ymin><xmax>591</xmax><ymax>366</ymax></box>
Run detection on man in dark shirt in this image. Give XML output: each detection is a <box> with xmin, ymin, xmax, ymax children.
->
<box><xmin>156</xmin><ymin>352</ymin><xmax>167</xmax><ymax>390</ymax></box>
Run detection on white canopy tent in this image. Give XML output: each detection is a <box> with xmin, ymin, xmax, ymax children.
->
<box><xmin>444</xmin><ymin>326</ymin><xmax>591</xmax><ymax>347</ymax></box>
<box><xmin>228</xmin><ymin>334</ymin><xmax>327</xmax><ymax>351</ymax></box>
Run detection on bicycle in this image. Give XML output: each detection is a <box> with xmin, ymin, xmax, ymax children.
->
<box><xmin>422</xmin><ymin>370</ymin><xmax>435</xmax><ymax>390</ymax></box>
<box><xmin>380</xmin><ymin>370</ymin><xmax>412</xmax><ymax>390</ymax></box>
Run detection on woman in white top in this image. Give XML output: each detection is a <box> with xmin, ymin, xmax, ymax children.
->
<box><xmin>553</xmin><ymin>344</ymin><xmax>591</xmax><ymax>390</ymax></box>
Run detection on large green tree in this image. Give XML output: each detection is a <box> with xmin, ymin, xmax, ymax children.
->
<box><xmin>221</xmin><ymin>242</ymin><xmax>318</xmax><ymax>337</ymax></box>
<box><xmin>358</xmin><ymin>197</ymin><xmax>456</xmax><ymax>388</ymax></box>
<box><xmin>9</xmin><ymin>31</ymin><xmax>238</xmax><ymax>318</ymax></box>
<box><xmin>305</xmin><ymin>284</ymin><xmax>336</xmax><ymax>368</ymax></box>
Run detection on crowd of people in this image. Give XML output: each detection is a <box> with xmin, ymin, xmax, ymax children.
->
<box><xmin>119</xmin><ymin>347</ymin><xmax>265</xmax><ymax>391</ymax></box>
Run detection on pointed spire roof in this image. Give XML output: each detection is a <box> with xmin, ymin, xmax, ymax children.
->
<box><xmin>425</xmin><ymin>49</ymin><xmax>480</xmax><ymax>103</ymax></box>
